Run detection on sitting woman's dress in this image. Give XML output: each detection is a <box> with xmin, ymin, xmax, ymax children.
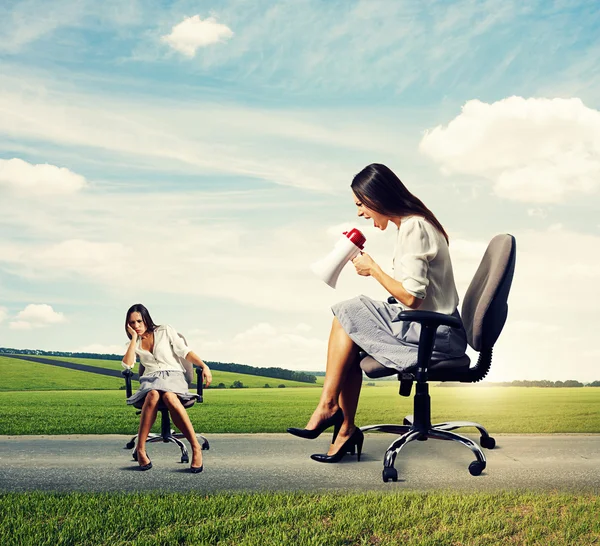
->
<box><xmin>332</xmin><ymin>215</ymin><xmax>467</xmax><ymax>372</ymax></box>
<box><xmin>126</xmin><ymin>324</ymin><xmax>197</xmax><ymax>406</ymax></box>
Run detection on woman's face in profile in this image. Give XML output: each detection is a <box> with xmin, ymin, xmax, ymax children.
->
<box><xmin>353</xmin><ymin>193</ymin><xmax>390</xmax><ymax>231</ymax></box>
<box><xmin>128</xmin><ymin>312</ymin><xmax>147</xmax><ymax>336</ymax></box>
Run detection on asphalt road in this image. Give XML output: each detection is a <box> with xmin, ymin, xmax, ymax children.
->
<box><xmin>0</xmin><ymin>433</ymin><xmax>598</xmax><ymax>493</ymax></box>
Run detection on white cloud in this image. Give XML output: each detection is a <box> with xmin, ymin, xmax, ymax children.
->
<box><xmin>9</xmin><ymin>321</ymin><xmax>33</xmax><ymax>331</ymax></box>
<box><xmin>0</xmin><ymin>194</ymin><xmax>393</xmax><ymax>313</ymax></box>
<box><xmin>9</xmin><ymin>304</ymin><xmax>66</xmax><ymax>330</ymax></box>
<box><xmin>0</xmin><ymin>306</ymin><xmax>8</xmax><ymax>323</ymax></box>
<box><xmin>161</xmin><ymin>15</ymin><xmax>233</xmax><ymax>57</ymax></box>
<box><xmin>527</xmin><ymin>208</ymin><xmax>547</xmax><ymax>218</ymax></box>
<box><xmin>0</xmin><ymin>158</ymin><xmax>86</xmax><ymax>197</ymax></box>
<box><xmin>190</xmin><ymin>322</ymin><xmax>327</xmax><ymax>371</ymax></box>
<box><xmin>420</xmin><ymin>96</ymin><xmax>600</xmax><ymax>204</ymax></box>
<box><xmin>0</xmin><ymin>69</ymin><xmax>414</xmax><ymax>193</ymax></box>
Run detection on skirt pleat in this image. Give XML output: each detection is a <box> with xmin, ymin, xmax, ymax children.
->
<box><xmin>332</xmin><ymin>294</ymin><xmax>467</xmax><ymax>372</ymax></box>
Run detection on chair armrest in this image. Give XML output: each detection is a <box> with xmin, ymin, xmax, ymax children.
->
<box><xmin>395</xmin><ymin>310</ymin><xmax>462</xmax><ymax>329</ymax></box>
<box><xmin>195</xmin><ymin>367</ymin><xmax>204</xmax><ymax>403</ymax></box>
<box><xmin>390</xmin><ymin>305</ymin><xmax>462</xmax><ymax>379</ymax></box>
<box><xmin>388</xmin><ymin>294</ymin><xmax>462</xmax><ymax>329</ymax></box>
<box><xmin>122</xmin><ymin>369</ymin><xmax>133</xmax><ymax>398</ymax></box>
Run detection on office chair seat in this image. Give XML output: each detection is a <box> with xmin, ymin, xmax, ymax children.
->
<box><xmin>360</xmin><ymin>355</ymin><xmax>471</xmax><ymax>379</ymax></box>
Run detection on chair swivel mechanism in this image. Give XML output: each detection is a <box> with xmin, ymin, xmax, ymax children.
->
<box><xmin>359</xmin><ymin>234</ymin><xmax>516</xmax><ymax>482</ymax></box>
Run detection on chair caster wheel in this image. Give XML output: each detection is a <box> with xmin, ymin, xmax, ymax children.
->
<box><xmin>382</xmin><ymin>468</ymin><xmax>398</xmax><ymax>483</ymax></box>
<box><xmin>468</xmin><ymin>461</ymin><xmax>486</xmax><ymax>476</ymax></box>
<box><xmin>202</xmin><ymin>441</ymin><xmax>210</xmax><ymax>450</ymax></box>
<box><xmin>132</xmin><ymin>451</ymin><xmax>138</xmax><ymax>462</ymax></box>
<box><xmin>125</xmin><ymin>441</ymin><xmax>135</xmax><ymax>449</ymax></box>
<box><xmin>480</xmin><ymin>436</ymin><xmax>496</xmax><ymax>449</ymax></box>
<box><xmin>181</xmin><ymin>455</ymin><xmax>189</xmax><ymax>464</ymax></box>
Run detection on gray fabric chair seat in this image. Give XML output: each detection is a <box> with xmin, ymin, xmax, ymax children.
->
<box><xmin>360</xmin><ymin>354</ymin><xmax>471</xmax><ymax>379</ymax></box>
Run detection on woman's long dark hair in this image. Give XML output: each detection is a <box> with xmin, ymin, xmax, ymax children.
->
<box><xmin>125</xmin><ymin>303</ymin><xmax>158</xmax><ymax>339</ymax></box>
<box><xmin>351</xmin><ymin>163</ymin><xmax>449</xmax><ymax>244</ymax></box>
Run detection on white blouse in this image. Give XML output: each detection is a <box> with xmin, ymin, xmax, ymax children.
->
<box><xmin>122</xmin><ymin>324</ymin><xmax>191</xmax><ymax>375</ymax></box>
<box><xmin>392</xmin><ymin>216</ymin><xmax>459</xmax><ymax>315</ymax></box>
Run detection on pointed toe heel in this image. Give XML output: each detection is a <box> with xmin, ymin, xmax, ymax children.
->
<box><xmin>190</xmin><ymin>465</ymin><xmax>203</xmax><ymax>474</ymax></box>
<box><xmin>287</xmin><ymin>408</ymin><xmax>344</xmax><ymax>440</ymax></box>
<box><xmin>311</xmin><ymin>428</ymin><xmax>364</xmax><ymax>464</ymax></box>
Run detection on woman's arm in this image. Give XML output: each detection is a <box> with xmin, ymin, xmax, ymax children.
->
<box><xmin>352</xmin><ymin>253</ymin><xmax>423</xmax><ymax>309</ymax></box>
<box><xmin>122</xmin><ymin>325</ymin><xmax>138</xmax><ymax>368</ymax></box>
<box><xmin>184</xmin><ymin>351</ymin><xmax>213</xmax><ymax>387</ymax></box>
<box><xmin>370</xmin><ymin>265</ymin><xmax>423</xmax><ymax>309</ymax></box>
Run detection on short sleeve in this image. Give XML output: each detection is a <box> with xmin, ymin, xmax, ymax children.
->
<box><xmin>395</xmin><ymin>217</ymin><xmax>439</xmax><ymax>299</ymax></box>
<box><xmin>166</xmin><ymin>324</ymin><xmax>190</xmax><ymax>359</ymax></box>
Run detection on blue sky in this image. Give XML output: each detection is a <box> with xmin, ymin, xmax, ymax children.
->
<box><xmin>1</xmin><ymin>0</ymin><xmax>599</xmax><ymax>381</ymax></box>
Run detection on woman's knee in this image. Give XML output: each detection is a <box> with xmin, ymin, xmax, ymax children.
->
<box><xmin>145</xmin><ymin>390</ymin><xmax>160</xmax><ymax>403</ymax></box>
<box><xmin>161</xmin><ymin>391</ymin><xmax>179</xmax><ymax>407</ymax></box>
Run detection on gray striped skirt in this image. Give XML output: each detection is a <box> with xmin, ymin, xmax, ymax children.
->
<box><xmin>332</xmin><ymin>295</ymin><xmax>467</xmax><ymax>372</ymax></box>
<box><xmin>126</xmin><ymin>370</ymin><xmax>197</xmax><ymax>406</ymax></box>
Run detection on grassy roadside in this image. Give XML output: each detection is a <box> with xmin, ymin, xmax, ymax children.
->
<box><xmin>0</xmin><ymin>356</ymin><xmax>320</xmax><ymax>391</ymax></box>
<box><xmin>1</xmin><ymin>386</ymin><xmax>599</xmax><ymax>435</ymax></box>
<box><xmin>0</xmin><ymin>491</ymin><xmax>598</xmax><ymax>545</ymax></box>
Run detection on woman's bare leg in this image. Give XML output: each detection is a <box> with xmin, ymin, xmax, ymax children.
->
<box><xmin>330</xmin><ymin>356</ymin><xmax>363</xmax><ymax>451</ymax></box>
<box><xmin>305</xmin><ymin>317</ymin><xmax>360</xmax><ymax>431</ymax></box>
<box><xmin>136</xmin><ymin>390</ymin><xmax>160</xmax><ymax>466</ymax></box>
<box><xmin>161</xmin><ymin>392</ymin><xmax>203</xmax><ymax>467</ymax></box>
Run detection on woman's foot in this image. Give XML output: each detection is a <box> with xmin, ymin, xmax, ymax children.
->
<box><xmin>137</xmin><ymin>449</ymin><xmax>150</xmax><ymax>466</ymax></box>
<box><xmin>191</xmin><ymin>445</ymin><xmax>203</xmax><ymax>470</ymax></box>
<box><xmin>305</xmin><ymin>403</ymin><xmax>341</xmax><ymax>432</ymax></box>
<box><xmin>287</xmin><ymin>406</ymin><xmax>344</xmax><ymax>440</ymax></box>
<box><xmin>137</xmin><ymin>449</ymin><xmax>152</xmax><ymax>470</ymax></box>
<box><xmin>327</xmin><ymin>425</ymin><xmax>357</xmax><ymax>456</ymax></box>
<box><xmin>311</xmin><ymin>426</ymin><xmax>364</xmax><ymax>463</ymax></box>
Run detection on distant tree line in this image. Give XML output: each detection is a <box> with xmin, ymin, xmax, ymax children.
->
<box><xmin>0</xmin><ymin>347</ymin><xmax>317</xmax><ymax>384</ymax></box>
<box><xmin>437</xmin><ymin>380</ymin><xmax>600</xmax><ymax>387</ymax></box>
<box><xmin>203</xmin><ymin>361</ymin><xmax>316</xmax><ymax>384</ymax></box>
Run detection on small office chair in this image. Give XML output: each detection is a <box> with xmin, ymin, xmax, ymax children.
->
<box><xmin>359</xmin><ymin>234</ymin><xmax>516</xmax><ymax>482</ymax></box>
<box><xmin>122</xmin><ymin>333</ymin><xmax>209</xmax><ymax>464</ymax></box>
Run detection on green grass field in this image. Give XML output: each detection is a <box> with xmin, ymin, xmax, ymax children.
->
<box><xmin>0</xmin><ymin>356</ymin><xmax>320</xmax><ymax>391</ymax></box>
<box><xmin>0</xmin><ymin>357</ymin><xmax>126</xmax><ymax>391</ymax></box>
<box><xmin>1</xmin><ymin>385</ymin><xmax>598</xmax><ymax>435</ymax></box>
<box><xmin>0</xmin><ymin>491</ymin><xmax>598</xmax><ymax>545</ymax></box>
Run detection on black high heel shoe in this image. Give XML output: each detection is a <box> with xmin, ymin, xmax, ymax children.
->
<box><xmin>287</xmin><ymin>408</ymin><xmax>344</xmax><ymax>441</ymax></box>
<box><xmin>310</xmin><ymin>427</ymin><xmax>364</xmax><ymax>463</ymax></box>
<box><xmin>190</xmin><ymin>465</ymin><xmax>203</xmax><ymax>474</ymax></box>
<box><xmin>138</xmin><ymin>452</ymin><xmax>152</xmax><ymax>471</ymax></box>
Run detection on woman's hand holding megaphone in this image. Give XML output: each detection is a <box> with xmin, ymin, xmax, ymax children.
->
<box><xmin>351</xmin><ymin>251</ymin><xmax>378</xmax><ymax>277</ymax></box>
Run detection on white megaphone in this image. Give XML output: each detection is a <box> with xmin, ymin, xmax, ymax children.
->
<box><xmin>311</xmin><ymin>228</ymin><xmax>367</xmax><ymax>288</ymax></box>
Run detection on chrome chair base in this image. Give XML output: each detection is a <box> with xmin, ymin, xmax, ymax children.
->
<box><xmin>126</xmin><ymin>431</ymin><xmax>210</xmax><ymax>464</ymax></box>
<box><xmin>361</xmin><ymin>416</ymin><xmax>494</xmax><ymax>482</ymax></box>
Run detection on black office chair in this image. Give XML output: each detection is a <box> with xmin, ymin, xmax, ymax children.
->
<box><xmin>359</xmin><ymin>234</ymin><xmax>516</xmax><ymax>482</ymax></box>
<box><xmin>122</xmin><ymin>333</ymin><xmax>209</xmax><ymax>463</ymax></box>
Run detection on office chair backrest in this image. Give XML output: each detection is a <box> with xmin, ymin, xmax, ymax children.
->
<box><xmin>461</xmin><ymin>234</ymin><xmax>516</xmax><ymax>351</ymax></box>
<box><xmin>176</xmin><ymin>332</ymin><xmax>195</xmax><ymax>384</ymax></box>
